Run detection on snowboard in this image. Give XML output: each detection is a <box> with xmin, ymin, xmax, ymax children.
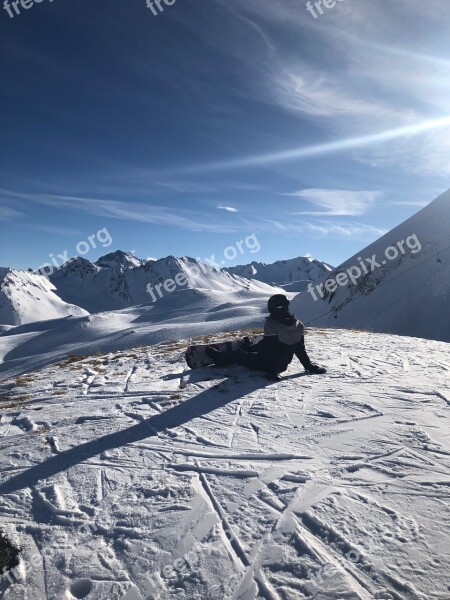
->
<box><xmin>185</xmin><ymin>335</ymin><xmax>263</xmax><ymax>369</ymax></box>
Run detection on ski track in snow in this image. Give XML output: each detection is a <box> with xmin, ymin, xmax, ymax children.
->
<box><xmin>0</xmin><ymin>329</ymin><xmax>449</xmax><ymax>599</ymax></box>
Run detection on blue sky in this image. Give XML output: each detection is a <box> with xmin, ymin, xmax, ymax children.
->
<box><xmin>1</xmin><ymin>0</ymin><xmax>449</xmax><ymax>270</ymax></box>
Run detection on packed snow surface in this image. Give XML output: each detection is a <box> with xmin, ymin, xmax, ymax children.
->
<box><xmin>1</xmin><ymin>328</ymin><xmax>449</xmax><ymax>599</ymax></box>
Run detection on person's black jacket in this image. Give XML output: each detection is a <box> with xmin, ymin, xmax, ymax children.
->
<box><xmin>249</xmin><ymin>316</ymin><xmax>314</xmax><ymax>374</ymax></box>
<box><xmin>255</xmin><ymin>334</ymin><xmax>313</xmax><ymax>374</ymax></box>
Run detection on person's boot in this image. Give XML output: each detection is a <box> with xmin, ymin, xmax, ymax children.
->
<box><xmin>266</xmin><ymin>372</ymin><xmax>281</xmax><ymax>382</ymax></box>
<box><xmin>306</xmin><ymin>363</ymin><xmax>327</xmax><ymax>374</ymax></box>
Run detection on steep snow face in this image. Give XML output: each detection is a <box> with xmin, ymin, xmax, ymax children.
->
<box><xmin>95</xmin><ymin>250</ymin><xmax>143</xmax><ymax>270</ymax></box>
<box><xmin>0</xmin><ymin>269</ymin><xmax>88</xmax><ymax>326</ymax></box>
<box><xmin>50</xmin><ymin>255</ymin><xmax>283</xmax><ymax>313</ymax></box>
<box><xmin>292</xmin><ymin>189</ymin><xmax>450</xmax><ymax>342</ymax></box>
<box><xmin>225</xmin><ymin>257</ymin><xmax>333</xmax><ymax>292</ymax></box>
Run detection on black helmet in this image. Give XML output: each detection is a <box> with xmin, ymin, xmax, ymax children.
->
<box><xmin>267</xmin><ymin>294</ymin><xmax>290</xmax><ymax>313</ymax></box>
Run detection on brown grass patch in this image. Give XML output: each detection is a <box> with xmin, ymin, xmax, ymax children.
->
<box><xmin>157</xmin><ymin>343</ymin><xmax>187</xmax><ymax>356</ymax></box>
<box><xmin>63</xmin><ymin>354</ymin><xmax>89</xmax><ymax>365</ymax></box>
<box><xmin>36</xmin><ymin>425</ymin><xmax>51</xmax><ymax>434</ymax></box>
<box><xmin>15</xmin><ymin>375</ymin><xmax>35</xmax><ymax>386</ymax></box>
<box><xmin>189</xmin><ymin>328</ymin><xmax>264</xmax><ymax>347</ymax></box>
<box><xmin>0</xmin><ymin>394</ymin><xmax>31</xmax><ymax>409</ymax></box>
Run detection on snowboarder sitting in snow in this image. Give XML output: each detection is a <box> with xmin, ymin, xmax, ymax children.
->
<box><xmin>206</xmin><ymin>294</ymin><xmax>326</xmax><ymax>381</ymax></box>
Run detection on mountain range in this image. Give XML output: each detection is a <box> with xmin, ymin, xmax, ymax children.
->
<box><xmin>48</xmin><ymin>254</ymin><xmax>286</xmax><ymax>314</ymax></box>
<box><xmin>0</xmin><ymin>254</ymin><xmax>331</xmax><ymax>325</ymax></box>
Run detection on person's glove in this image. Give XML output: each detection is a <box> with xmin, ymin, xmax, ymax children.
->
<box><xmin>306</xmin><ymin>364</ymin><xmax>327</xmax><ymax>374</ymax></box>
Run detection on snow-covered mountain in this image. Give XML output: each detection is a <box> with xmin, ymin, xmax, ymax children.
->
<box><xmin>225</xmin><ymin>257</ymin><xmax>333</xmax><ymax>292</ymax></box>
<box><xmin>0</xmin><ymin>269</ymin><xmax>88</xmax><ymax>326</ymax></box>
<box><xmin>292</xmin><ymin>189</ymin><xmax>450</xmax><ymax>342</ymax></box>
<box><xmin>50</xmin><ymin>255</ymin><xmax>283</xmax><ymax>314</ymax></box>
<box><xmin>94</xmin><ymin>250</ymin><xmax>144</xmax><ymax>270</ymax></box>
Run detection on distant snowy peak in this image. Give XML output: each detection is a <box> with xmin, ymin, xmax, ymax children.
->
<box><xmin>0</xmin><ymin>269</ymin><xmax>88</xmax><ymax>326</ymax></box>
<box><xmin>95</xmin><ymin>250</ymin><xmax>143</xmax><ymax>271</ymax></box>
<box><xmin>225</xmin><ymin>256</ymin><xmax>333</xmax><ymax>292</ymax></box>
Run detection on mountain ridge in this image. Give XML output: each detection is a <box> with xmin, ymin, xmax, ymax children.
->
<box><xmin>48</xmin><ymin>255</ymin><xmax>284</xmax><ymax>314</ymax></box>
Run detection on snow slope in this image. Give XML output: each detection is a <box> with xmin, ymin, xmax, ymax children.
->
<box><xmin>0</xmin><ymin>328</ymin><xmax>449</xmax><ymax>599</ymax></box>
<box><xmin>225</xmin><ymin>257</ymin><xmax>333</xmax><ymax>293</ymax></box>
<box><xmin>292</xmin><ymin>189</ymin><xmax>450</xmax><ymax>342</ymax></box>
<box><xmin>0</xmin><ymin>269</ymin><xmax>88</xmax><ymax>326</ymax></box>
<box><xmin>50</xmin><ymin>255</ymin><xmax>282</xmax><ymax>313</ymax></box>
<box><xmin>0</xmin><ymin>288</ymin><xmax>275</xmax><ymax>380</ymax></box>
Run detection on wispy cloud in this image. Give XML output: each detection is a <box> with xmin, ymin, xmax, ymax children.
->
<box><xmin>303</xmin><ymin>222</ymin><xmax>387</xmax><ymax>238</ymax></box>
<box><xmin>263</xmin><ymin>219</ymin><xmax>288</xmax><ymax>232</ymax></box>
<box><xmin>285</xmin><ymin>189</ymin><xmax>381</xmax><ymax>216</ymax></box>
<box><xmin>387</xmin><ymin>200</ymin><xmax>430</xmax><ymax>208</ymax></box>
<box><xmin>214</xmin><ymin>0</ymin><xmax>275</xmax><ymax>52</ymax></box>
<box><xmin>1</xmin><ymin>188</ymin><xmax>387</xmax><ymax>243</ymax></box>
<box><xmin>244</xmin><ymin>215</ymin><xmax>386</xmax><ymax>240</ymax></box>
<box><xmin>198</xmin><ymin>0</ymin><xmax>450</xmax><ymax>176</ymax></box>
<box><xmin>155</xmin><ymin>181</ymin><xmax>219</xmax><ymax>194</ymax></box>
<box><xmin>0</xmin><ymin>206</ymin><xmax>24</xmax><ymax>221</ymax></box>
<box><xmin>173</xmin><ymin>115</ymin><xmax>450</xmax><ymax>174</ymax></box>
<box><xmin>0</xmin><ymin>190</ymin><xmax>240</xmax><ymax>234</ymax></box>
<box><xmin>271</xmin><ymin>68</ymin><xmax>391</xmax><ymax>119</ymax></box>
<box><xmin>217</xmin><ymin>205</ymin><xmax>239</xmax><ymax>213</ymax></box>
